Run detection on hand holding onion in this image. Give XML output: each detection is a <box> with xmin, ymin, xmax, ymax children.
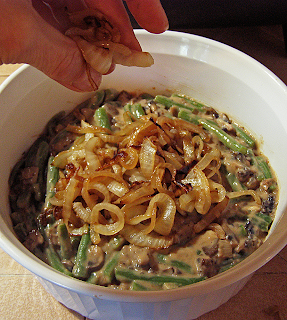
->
<box><xmin>0</xmin><ymin>0</ymin><xmax>168</xmax><ymax>92</ymax></box>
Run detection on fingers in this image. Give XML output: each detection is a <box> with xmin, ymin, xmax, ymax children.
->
<box><xmin>2</xmin><ymin>1</ymin><xmax>101</xmax><ymax>92</ymax></box>
<box><xmin>35</xmin><ymin>0</ymin><xmax>87</xmax><ymax>32</ymax></box>
<box><xmin>83</xmin><ymin>0</ymin><xmax>168</xmax><ymax>50</ymax></box>
<box><xmin>84</xmin><ymin>0</ymin><xmax>142</xmax><ymax>51</ymax></box>
<box><xmin>30</xmin><ymin>21</ymin><xmax>102</xmax><ymax>91</ymax></box>
<box><xmin>125</xmin><ymin>0</ymin><xmax>169</xmax><ymax>34</ymax></box>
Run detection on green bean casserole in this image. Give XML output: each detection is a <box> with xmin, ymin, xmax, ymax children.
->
<box><xmin>9</xmin><ymin>89</ymin><xmax>278</xmax><ymax>290</ymax></box>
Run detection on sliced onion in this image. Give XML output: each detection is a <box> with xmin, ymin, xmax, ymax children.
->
<box><xmin>195</xmin><ymin>149</ymin><xmax>221</xmax><ymax>171</ymax></box>
<box><xmin>82</xmin><ymin>180</ymin><xmax>111</xmax><ymax>210</ymax></box>
<box><xmin>192</xmin><ymin>135</ymin><xmax>204</xmax><ymax>160</ymax></box>
<box><xmin>85</xmin><ymin>137</ymin><xmax>102</xmax><ymax>172</ymax></box>
<box><xmin>90</xmin><ymin>203</ymin><xmax>125</xmax><ymax>235</ymax></box>
<box><xmin>66</xmin><ymin>123</ymin><xmax>111</xmax><ymax>135</ymax></box>
<box><xmin>192</xmin><ymin>167</ymin><xmax>211</xmax><ymax>215</ymax></box>
<box><xmin>65</xmin><ymin>27</ymin><xmax>95</xmax><ymax>42</ymax></box>
<box><xmin>179</xmin><ymin>191</ymin><xmax>196</xmax><ymax>213</ymax></box>
<box><xmin>52</xmin><ymin>150</ymin><xmax>73</xmax><ymax>169</ymax></box>
<box><xmin>150</xmin><ymin>163</ymin><xmax>175</xmax><ymax>197</ymax></box>
<box><xmin>208</xmin><ymin>223</ymin><xmax>226</xmax><ymax>240</ymax></box>
<box><xmin>98</xmin><ymin>133</ymin><xmax>123</xmax><ymax>143</ymax></box>
<box><xmin>127</xmin><ymin>120</ymin><xmax>158</xmax><ymax>147</ymax></box>
<box><xmin>106</xmin><ymin>179</ymin><xmax>129</xmax><ymax>197</ymax></box>
<box><xmin>117</xmin><ymin>183</ymin><xmax>154</xmax><ymax>204</ymax></box>
<box><xmin>82</xmin><ymin>179</ymin><xmax>98</xmax><ymax>209</ymax></box>
<box><xmin>139</xmin><ymin>138</ymin><xmax>157</xmax><ymax>179</ymax></box>
<box><xmin>69</xmin><ymin>224</ymin><xmax>89</xmax><ymax>236</ymax></box>
<box><xmin>48</xmin><ymin>196</ymin><xmax>63</xmax><ymax>207</ymax></box>
<box><xmin>62</xmin><ymin>175</ymin><xmax>81</xmax><ymax>225</ymax></box>
<box><xmin>227</xmin><ymin>190</ymin><xmax>261</xmax><ymax>204</ymax></box>
<box><xmin>209</xmin><ymin>179</ymin><xmax>226</xmax><ymax>203</ymax></box>
<box><xmin>112</xmin><ymin>50</ymin><xmax>154</xmax><ymax>67</ymax></box>
<box><xmin>182</xmin><ymin>136</ymin><xmax>195</xmax><ymax>164</ymax></box>
<box><xmin>123</xmin><ymin>204</ymin><xmax>150</xmax><ymax>225</ymax></box>
<box><xmin>97</xmin><ymin>41</ymin><xmax>131</xmax><ymax>56</ymax></box>
<box><xmin>73</xmin><ymin>202</ymin><xmax>92</xmax><ymax>223</ymax></box>
<box><xmin>120</xmin><ymin>224</ymin><xmax>174</xmax><ymax>249</ymax></box>
<box><xmin>87</xmin><ymin>170</ymin><xmax>129</xmax><ymax>188</ymax></box>
<box><xmin>124</xmin><ymin>168</ymin><xmax>147</xmax><ymax>183</ymax></box>
<box><xmin>151</xmin><ymin>193</ymin><xmax>176</xmax><ymax>236</ymax></box>
<box><xmin>162</xmin><ymin>150</ymin><xmax>184</xmax><ymax>170</ymax></box>
<box><xmin>194</xmin><ymin>197</ymin><xmax>229</xmax><ymax>233</ymax></box>
<box><xmin>174</xmin><ymin>118</ymin><xmax>207</xmax><ymax>138</ymax></box>
<box><xmin>73</xmin><ymin>36</ymin><xmax>113</xmax><ymax>74</ymax></box>
<box><xmin>119</xmin><ymin>147</ymin><xmax>139</xmax><ymax>170</ymax></box>
<box><xmin>90</xmin><ymin>226</ymin><xmax>101</xmax><ymax>245</ymax></box>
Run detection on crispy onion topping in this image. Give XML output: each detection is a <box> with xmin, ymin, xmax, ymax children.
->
<box><xmin>51</xmin><ymin>114</ymin><xmax>234</xmax><ymax>249</ymax></box>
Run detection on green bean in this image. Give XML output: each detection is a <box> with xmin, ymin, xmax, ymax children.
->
<box><xmin>44</xmin><ymin>156</ymin><xmax>59</xmax><ymax>209</ymax></box>
<box><xmin>45</xmin><ymin>245</ymin><xmax>73</xmax><ymax>277</ymax></box>
<box><xmin>247</xmin><ymin>150</ymin><xmax>275</xmax><ymax>187</ymax></box>
<box><xmin>94</xmin><ymin>106</ymin><xmax>111</xmax><ymax>130</ymax></box>
<box><xmin>252</xmin><ymin>212</ymin><xmax>273</xmax><ymax>232</ymax></box>
<box><xmin>219</xmin><ymin>262</ymin><xmax>236</xmax><ymax>273</ymax></box>
<box><xmin>89</xmin><ymin>90</ymin><xmax>105</xmax><ymax>109</ymax></box>
<box><xmin>256</xmin><ymin>156</ymin><xmax>273</xmax><ymax>179</ymax></box>
<box><xmin>57</xmin><ymin>223</ymin><xmax>72</xmax><ymax>260</ymax></box>
<box><xmin>225</xmin><ymin>172</ymin><xmax>246</xmax><ymax>191</ymax></box>
<box><xmin>34</xmin><ymin>141</ymin><xmax>50</xmax><ymax>177</ymax></box>
<box><xmin>131</xmin><ymin>280</ymin><xmax>152</xmax><ymax>291</ymax></box>
<box><xmin>124</xmin><ymin>103</ymin><xmax>145</xmax><ymax>119</ymax></box>
<box><xmin>232</xmin><ymin>124</ymin><xmax>255</xmax><ymax>148</ymax></box>
<box><xmin>87</xmin><ymin>251</ymin><xmax>120</xmax><ymax>285</ymax></box>
<box><xmin>156</xmin><ymin>254</ymin><xmax>192</xmax><ymax>274</ymax></box>
<box><xmin>198</xmin><ymin>119</ymin><xmax>248</xmax><ymax>154</ymax></box>
<box><xmin>154</xmin><ymin>95</ymin><xmax>195</xmax><ymax>112</ymax></box>
<box><xmin>87</xmin><ymin>272</ymin><xmax>99</xmax><ymax>284</ymax></box>
<box><xmin>172</xmin><ymin>93</ymin><xmax>206</xmax><ymax>111</ymax></box>
<box><xmin>177</xmin><ymin>109</ymin><xmax>200</xmax><ymax>125</ymax></box>
<box><xmin>239</xmin><ymin>224</ymin><xmax>248</xmax><ymax>237</ymax></box>
<box><xmin>115</xmin><ymin>268</ymin><xmax>206</xmax><ymax>286</ymax></box>
<box><xmin>131</xmin><ymin>104</ymin><xmax>145</xmax><ymax>118</ymax></box>
<box><xmin>108</xmin><ymin>235</ymin><xmax>126</xmax><ymax>251</ymax></box>
<box><xmin>102</xmin><ymin>252</ymin><xmax>120</xmax><ymax>283</ymax></box>
<box><xmin>72</xmin><ymin>231</ymin><xmax>91</xmax><ymax>279</ymax></box>
<box><xmin>26</xmin><ymin>140</ymin><xmax>50</xmax><ymax>201</ymax></box>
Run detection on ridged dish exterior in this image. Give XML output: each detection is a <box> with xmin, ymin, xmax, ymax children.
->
<box><xmin>37</xmin><ymin>275</ymin><xmax>252</xmax><ymax>320</ymax></box>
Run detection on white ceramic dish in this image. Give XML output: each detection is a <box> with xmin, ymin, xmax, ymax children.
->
<box><xmin>0</xmin><ymin>30</ymin><xmax>287</xmax><ymax>320</ymax></box>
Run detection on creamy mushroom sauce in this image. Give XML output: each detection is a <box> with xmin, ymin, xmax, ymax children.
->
<box><xmin>9</xmin><ymin>89</ymin><xmax>278</xmax><ymax>290</ymax></box>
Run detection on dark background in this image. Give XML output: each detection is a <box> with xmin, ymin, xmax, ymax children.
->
<box><xmin>127</xmin><ymin>0</ymin><xmax>287</xmax><ymax>29</ymax></box>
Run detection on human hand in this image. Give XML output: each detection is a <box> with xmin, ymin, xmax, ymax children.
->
<box><xmin>0</xmin><ymin>0</ymin><xmax>168</xmax><ymax>92</ymax></box>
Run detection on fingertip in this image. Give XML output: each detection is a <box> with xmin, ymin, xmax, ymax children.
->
<box><xmin>126</xmin><ymin>0</ymin><xmax>169</xmax><ymax>34</ymax></box>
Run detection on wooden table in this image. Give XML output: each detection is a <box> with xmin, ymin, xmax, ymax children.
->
<box><xmin>1</xmin><ymin>25</ymin><xmax>287</xmax><ymax>320</ymax></box>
